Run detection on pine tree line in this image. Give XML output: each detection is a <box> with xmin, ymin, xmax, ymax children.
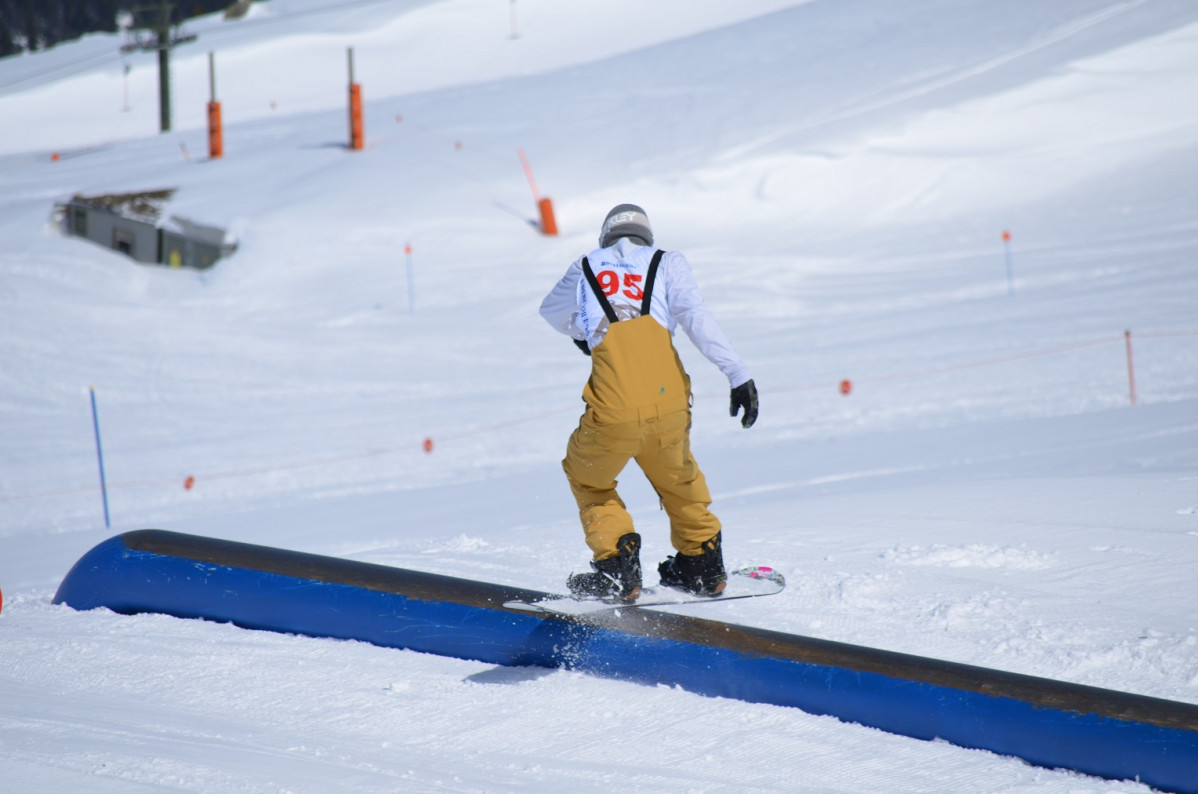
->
<box><xmin>0</xmin><ymin>1</ymin><xmax>231</xmax><ymax>58</ymax></box>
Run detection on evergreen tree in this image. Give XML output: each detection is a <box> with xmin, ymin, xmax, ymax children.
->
<box><xmin>0</xmin><ymin>0</ymin><xmax>233</xmax><ymax>59</ymax></box>
<box><xmin>24</xmin><ymin>5</ymin><xmax>41</xmax><ymax>52</ymax></box>
<box><xmin>0</xmin><ymin>14</ymin><xmax>15</xmax><ymax>57</ymax></box>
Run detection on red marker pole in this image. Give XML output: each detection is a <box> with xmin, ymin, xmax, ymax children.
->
<box><xmin>538</xmin><ymin>197</ymin><xmax>558</xmax><ymax>236</ymax></box>
<box><xmin>405</xmin><ymin>244</ymin><xmax>416</xmax><ymax>313</ymax></box>
<box><xmin>518</xmin><ymin>149</ymin><xmax>557</xmax><ymax>236</ymax></box>
<box><xmin>1002</xmin><ymin>230</ymin><xmax>1014</xmax><ymax>296</ymax></box>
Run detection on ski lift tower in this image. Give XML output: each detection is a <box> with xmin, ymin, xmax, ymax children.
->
<box><xmin>122</xmin><ymin>0</ymin><xmax>197</xmax><ymax>133</ymax></box>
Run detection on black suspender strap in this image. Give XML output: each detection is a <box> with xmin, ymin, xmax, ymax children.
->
<box><xmin>581</xmin><ymin>257</ymin><xmax>618</xmax><ymax>323</ymax></box>
<box><xmin>641</xmin><ymin>249</ymin><xmax>664</xmax><ymax>317</ymax></box>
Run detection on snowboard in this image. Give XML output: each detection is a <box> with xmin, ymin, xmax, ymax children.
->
<box><xmin>505</xmin><ymin>565</ymin><xmax>785</xmax><ymax>617</ymax></box>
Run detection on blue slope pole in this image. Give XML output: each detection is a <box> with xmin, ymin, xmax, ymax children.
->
<box><xmin>89</xmin><ymin>386</ymin><xmax>111</xmax><ymax>528</ymax></box>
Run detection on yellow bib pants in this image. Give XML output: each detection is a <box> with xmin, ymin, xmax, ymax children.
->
<box><xmin>563</xmin><ymin>315</ymin><xmax>721</xmax><ymax>561</ymax></box>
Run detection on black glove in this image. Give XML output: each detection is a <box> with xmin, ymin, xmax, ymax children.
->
<box><xmin>573</xmin><ymin>338</ymin><xmax>591</xmax><ymax>356</ymax></box>
<box><xmin>730</xmin><ymin>379</ymin><xmax>758</xmax><ymax>428</ymax></box>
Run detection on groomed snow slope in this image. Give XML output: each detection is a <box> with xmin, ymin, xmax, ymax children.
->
<box><xmin>2</xmin><ymin>0</ymin><xmax>1197</xmax><ymax>791</ymax></box>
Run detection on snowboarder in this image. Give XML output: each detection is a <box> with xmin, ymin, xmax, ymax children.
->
<box><xmin>539</xmin><ymin>204</ymin><xmax>758</xmax><ymax>602</ymax></box>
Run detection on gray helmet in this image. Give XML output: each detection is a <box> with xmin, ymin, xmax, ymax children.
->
<box><xmin>599</xmin><ymin>204</ymin><xmax>653</xmax><ymax>248</ymax></box>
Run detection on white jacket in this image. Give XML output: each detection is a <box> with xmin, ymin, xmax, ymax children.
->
<box><xmin>540</xmin><ymin>238</ymin><xmax>752</xmax><ymax>388</ymax></box>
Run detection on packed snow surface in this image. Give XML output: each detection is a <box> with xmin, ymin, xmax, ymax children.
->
<box><xmin>2</xmin><ymin>0</ymin><xmax>1198</xmax><ymax>791</ymax></box>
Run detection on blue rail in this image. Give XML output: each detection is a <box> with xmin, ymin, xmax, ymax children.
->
<box><xmin>55</xmin><ymin>530</ymin><xmax>1198</xmax><ymax>793</ymax></box>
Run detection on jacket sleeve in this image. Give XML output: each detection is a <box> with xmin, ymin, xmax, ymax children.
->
<box><xmin>539</xmin><ymin>259</ymin><xmax>586</xmax><ymax>340</ymax></box>
<box><xmin>664</xmin><ymin>251</ymin><xmax>753</xmax><ymax>388</ymax></box>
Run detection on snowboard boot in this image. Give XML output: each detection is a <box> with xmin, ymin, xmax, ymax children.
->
<box><xmin>658</xmin><ymin>532</ymin><xmax>727</xmax><ymax>596</ymax></box>
<box><xmin>567</xmin><ymin>532</ymin><xmax>643</xmax><ymax>602</ymax></box>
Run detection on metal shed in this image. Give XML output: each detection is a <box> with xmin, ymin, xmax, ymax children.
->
<box><xmin>61</xmin><ymin>190</ymin><xmax>236</xmax><ymax>270</ymax></box>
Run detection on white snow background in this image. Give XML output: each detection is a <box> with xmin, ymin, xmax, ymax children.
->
<box><xmin>2</xmin><ymin>0</ymin><xmax>1198</xmax><ymax>790</ymax></box>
